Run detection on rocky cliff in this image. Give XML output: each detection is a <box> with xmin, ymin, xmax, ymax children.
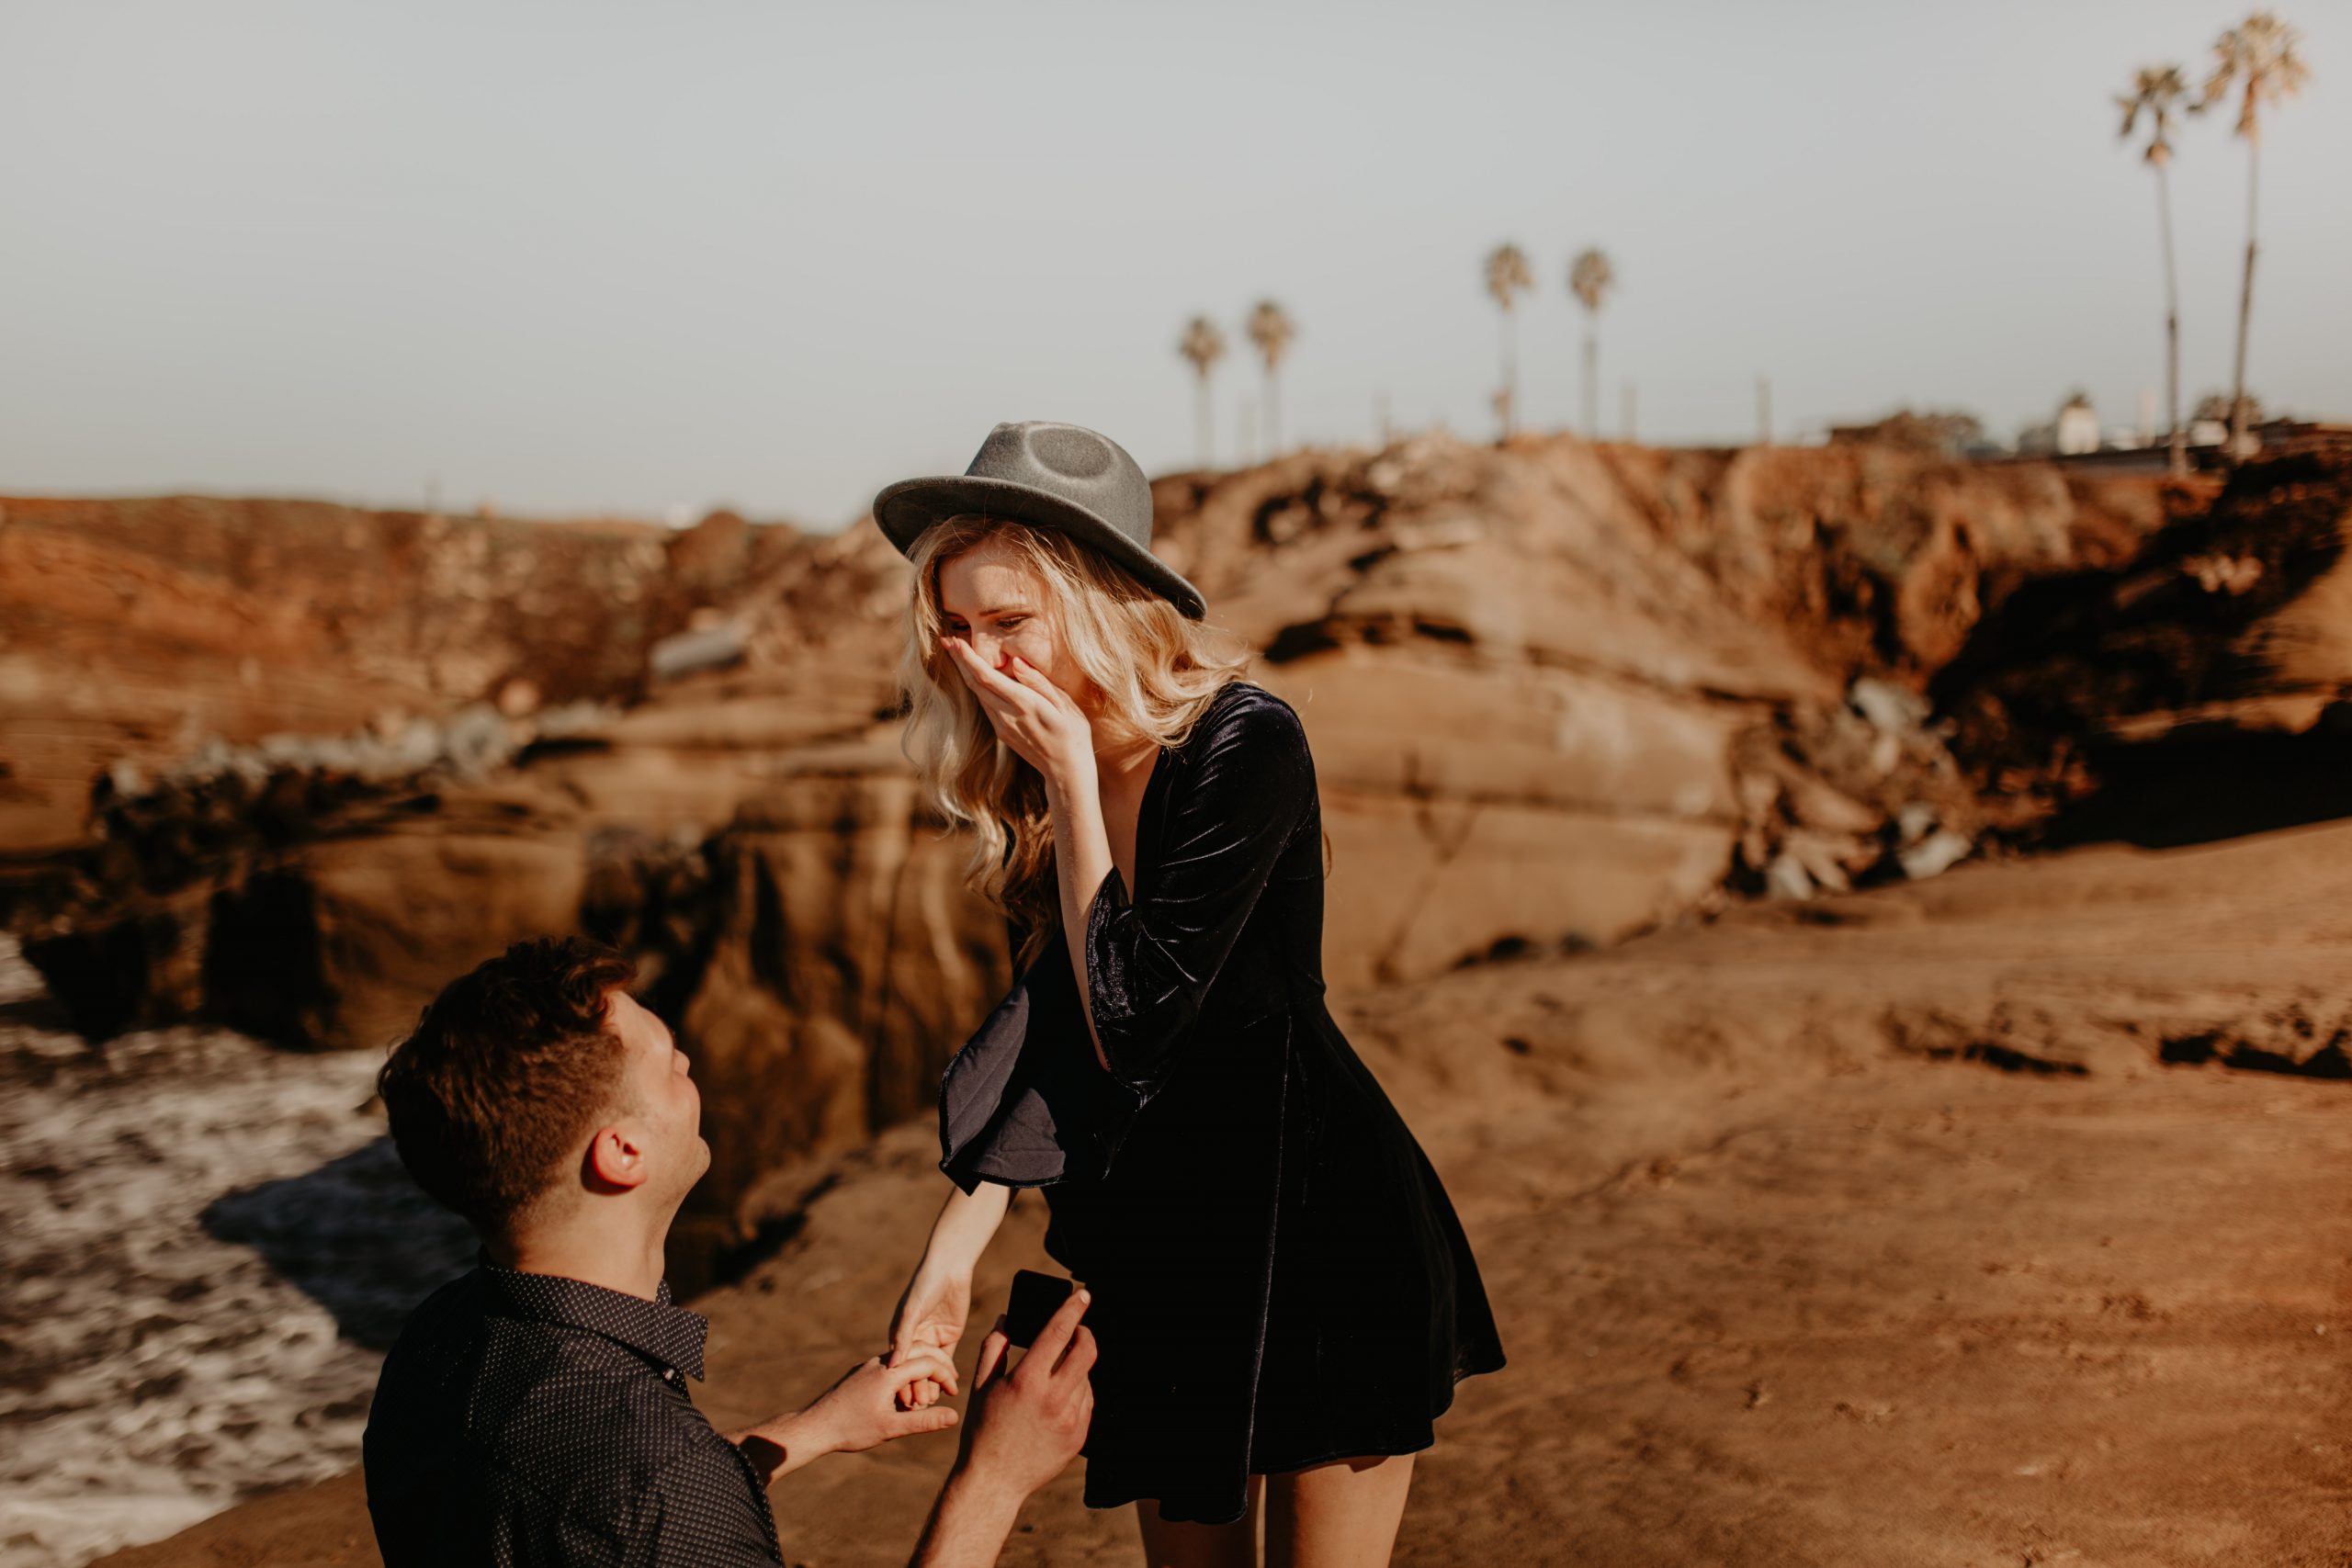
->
<box><xmin>0</xmin><ymin>495</ymin><xmax>822</xmax><ymax>849</ymax></box>
<box><xmin>10</xmin><ymin>435</ymin><xmax>2282</xmax><ymax>1274</ymax></box>
<box><xmin>1932</xmin><ymin>446</ymin><xmax>2352</xmax><ymax>845</ymax></box>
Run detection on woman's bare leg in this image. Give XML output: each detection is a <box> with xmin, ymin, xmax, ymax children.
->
<box><xmin>1264</xmin><ymin>1453</ymin><xmax>1416</xmax><ymax>1568</ymax></box>
<box><xmin>1135</xmin><ymin>1474</ymin><xmax>1263</xmax><ymax>1568</ymax></box>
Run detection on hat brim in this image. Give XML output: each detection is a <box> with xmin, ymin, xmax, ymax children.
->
<box><xmin>872</xmin><ymin>474</ymin><xmax>1208</xmax><ymax>621</ymax></box>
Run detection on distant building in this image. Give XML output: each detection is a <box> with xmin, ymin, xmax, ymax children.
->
<box><xmin>2189</xmin><ymin>393</ymin><xmax>2249</xmax><ymax>451</ymax></box>
<box><xmin>1922</xmin><ymin>387</ymin><xmax>2346</xmax><ymax>471</ymax></box>
<box><xmin>2056</xmin><ymin>394</ymin><xmax>2099</xmax><ymax>456</ymax></box>
<box><xmin>1999</xmin><ymin>392</ymin><xmax>2351</xmax><ymax>472</ymax></box>
<box><xmin>2017</xmin><ymin>392</ymin><xmax>2102</xmax><ymax>457</ymax></box>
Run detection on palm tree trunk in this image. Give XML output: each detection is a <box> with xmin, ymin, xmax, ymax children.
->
<box><xmin>1581</xmin><ymin>327</ymin><xmax>1599</xmax><ymax>439</ymax></box>
<box><xmin>2230</xmin><ymin>136</ymin><xmax>2260</xmax><ymax>460</ymax></box>
<box><xmin>1265</xmin><ymin>367</ymin><xmax>1281</xmax><ymax>456</ymax></box>
<box><xmin>2156</xmin><ymin>161</ymin><xmax>2185</xmax><ymax>476</ymax></box>
<box><xmin>1194</xmin><ymin>373</ymin><xmax>1212</xmax><ymax>468</ymax></box>
<box><xmin>1497</xmin><ymin>310</ymin><xmax>1515</xmax><ymax>440</ymax></box>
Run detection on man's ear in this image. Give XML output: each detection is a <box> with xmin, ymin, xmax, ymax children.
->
<box><xmin>584</xmin><ymin>1122</ymin><xmax>650</xmax><ymax>1193</ymax></box>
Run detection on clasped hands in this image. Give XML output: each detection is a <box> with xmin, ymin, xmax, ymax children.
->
<box><xmin>730</xmin><ymin>1271</ymin><xmax>1095</xmax><ymax>1504</ymax></box>
<box><xmin>884</xmin><ymin>1259</ymin><xmax>1095</xmax><ymax>1495</ymax></box>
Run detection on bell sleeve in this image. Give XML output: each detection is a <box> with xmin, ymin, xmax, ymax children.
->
<box><xmin>1082</xmin><ymin>687</ymin><xmax>1315</xmax><ymax>1099</ymax></box>
<box><xmin>935</xmin><ymin>911</ymin><xmax>1115</xmax><ymax>1194</ymax></box>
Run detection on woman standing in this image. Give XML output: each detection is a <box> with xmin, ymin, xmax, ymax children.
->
<box><xmin>875</xmin><ymin>422</ymin><xmax>1504</xmax><ymax>1567</ymax></box>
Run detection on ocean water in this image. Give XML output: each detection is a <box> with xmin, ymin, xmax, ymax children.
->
<box><xmin>0</xmin><ymin>938</ymin><xmax>474</xmax><ymax>1568</ymax></box>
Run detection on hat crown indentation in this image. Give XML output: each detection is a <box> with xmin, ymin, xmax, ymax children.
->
<box><xmin>1026</xmin><ymin>424</ymin><xmax>1116</xmax><ymax>483</ymax></box>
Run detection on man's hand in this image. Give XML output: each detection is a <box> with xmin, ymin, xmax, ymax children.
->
<box><xmin>810</xmin><ymin>1348</ymin><xmax>966</xmax><ymax>1453</ymax></box>
<box><xmin>910</xmin><ymin>1289</ymin><xmax>1096</xmax><ymax>1568</ymax></box>
<box><xmin>955</xmin><ymin>1287</ymin><xmax>1096</xmax><ymax>1498</ymax></box>
<box><xmin>734</xmin><ymin>1347</ymin><xmax>960</xmax><ymax>1484</ymax></box>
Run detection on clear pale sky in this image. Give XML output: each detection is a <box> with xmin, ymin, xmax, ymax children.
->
<box><xmin>4</xmin><ymin>0</ymin><xmax>2346</xmax><ymax>528</ymax></box>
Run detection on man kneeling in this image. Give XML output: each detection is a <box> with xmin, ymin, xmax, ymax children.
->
<box><xmin>364</xmin><ymin>936</ymin><xmax>1093</xmax><ymax>1567</ymax></box>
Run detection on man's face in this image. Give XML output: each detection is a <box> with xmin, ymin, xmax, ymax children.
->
<box><xmin>606</xmin><ymin>991</ymin><xmax>709</xmax><ymax>1200</ymax></box>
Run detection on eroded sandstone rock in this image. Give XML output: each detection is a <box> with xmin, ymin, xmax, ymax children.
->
<box><xmin>7</xmin><ymin>436</ymin><xmax>2211</xmax><ymax>1261</ymax></box>
<box><xmin>1933</xmin><ymin>448</ymin><xmax>2352</xmax><ymax>845</ymax></box>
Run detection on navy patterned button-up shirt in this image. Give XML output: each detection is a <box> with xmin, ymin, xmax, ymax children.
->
<box><xmin>364</xmin><ymin>1263</ymin><xmax>781</xmax><ymax>1566</ymax></box>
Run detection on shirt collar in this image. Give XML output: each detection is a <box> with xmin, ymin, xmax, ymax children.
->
<box><xmin>478</xmin><ymin>1259</ymin><xmax>711</xmax><ymax>1382</ymax></box>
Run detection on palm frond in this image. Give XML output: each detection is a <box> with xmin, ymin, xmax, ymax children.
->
<box><xmin>2118</xmin><ymin>63</ymin><xmax>2188</xmax><ymax>158</ymax></box>
<box><xmin>1484</xmin><ymin>243</ymin><xmax>1533</xmax><ymax>310</ymax></box>
<box><xmin>2202</xmin><ymin>11</ymin><xmax>2311</xmax><ymax>141</ymax></box>
<box><xmin>1245</xmin><ymin>299</ymin><xmax>1296</xmax><ymax>370</ymax></box>
<box><xmin>1568</xmin><ymin>248</ymin><xmax>1615</xmax><ymax>313</ymax></box>
<box><xmin>1178</xmin><ymin>315</ymin><xmax>1226</xmax><ymax>377</ymax></box>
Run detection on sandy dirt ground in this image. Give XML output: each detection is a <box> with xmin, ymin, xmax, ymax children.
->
<box><xmin>98</xmin><ymin>820</ymin><xmax>2352</xmax><ymax>1567</ymax></box>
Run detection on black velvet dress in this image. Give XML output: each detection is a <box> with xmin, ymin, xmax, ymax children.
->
<box><xmin>935</xmin><ymin>679</ymin><xmax>1506</xmax><ymax>1526</ymax></box>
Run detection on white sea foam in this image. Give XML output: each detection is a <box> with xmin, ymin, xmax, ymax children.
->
<box><xmin>0</xmin><ymin>939</ymin><xmax>473</xmax><ymax>1568</ymax></box>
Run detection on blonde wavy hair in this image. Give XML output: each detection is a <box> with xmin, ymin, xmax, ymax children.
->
<box><xmin>896</xmin><ymin>514</ymin><xmax>1252</xmax><ymax>968</ymax></box>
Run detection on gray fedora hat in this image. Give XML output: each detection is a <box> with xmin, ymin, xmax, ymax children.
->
<box><xmin>873</xmin><ymin>421</ymin><xmax>1207</xmax><ymax>620</ymax></box>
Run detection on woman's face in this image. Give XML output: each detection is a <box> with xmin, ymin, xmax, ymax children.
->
<box><xmin>935</xmin><ymin>536</ymin><xmax>1091</xmax><ymax>709</ymax></box>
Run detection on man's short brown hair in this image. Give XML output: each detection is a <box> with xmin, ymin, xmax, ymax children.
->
<box><xmin>378</xmin><ymin>936</ymin><xmax>638</xmax><ymax>1235</ymax></box>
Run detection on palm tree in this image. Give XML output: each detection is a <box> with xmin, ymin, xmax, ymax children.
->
<box><xmin>1567</xmin><ymin>248</ymin><xmax>1616</xmax><ymax>440</ymax></box>
<box><xmin>1245</xmin><ymin>300</ymin><xmax>1297</xmax><ymax>457</ymax></box>
<box><xmin>2118</xmin><ymin>64</ymin><xmax>2192</xmax><ymax>476</ymax></box>
<box><xmin>1178</xmin><ymin>314</ymin><xmax>1227</xmax><ymax>468</ymax></box>
<box><xmin>1483</xmin><ymin>243</ymin><xmax>1534</xmax><ymax>439</ymax></box>
<box><xmin>2197</xmin><ymin>12</ymin><xmax>2311</xmax><ymax>459</ymax></box>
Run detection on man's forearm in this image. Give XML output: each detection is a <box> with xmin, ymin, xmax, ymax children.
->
<box><xmin>909</xmin><ymin>1468</ymin><xmax>1024</xmax><ymax>1568</ymax></box>
<box><xmin>727</xmin><ymin>1409</ymin><xmax>832</xmax><ymax>1486</ymax></box>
